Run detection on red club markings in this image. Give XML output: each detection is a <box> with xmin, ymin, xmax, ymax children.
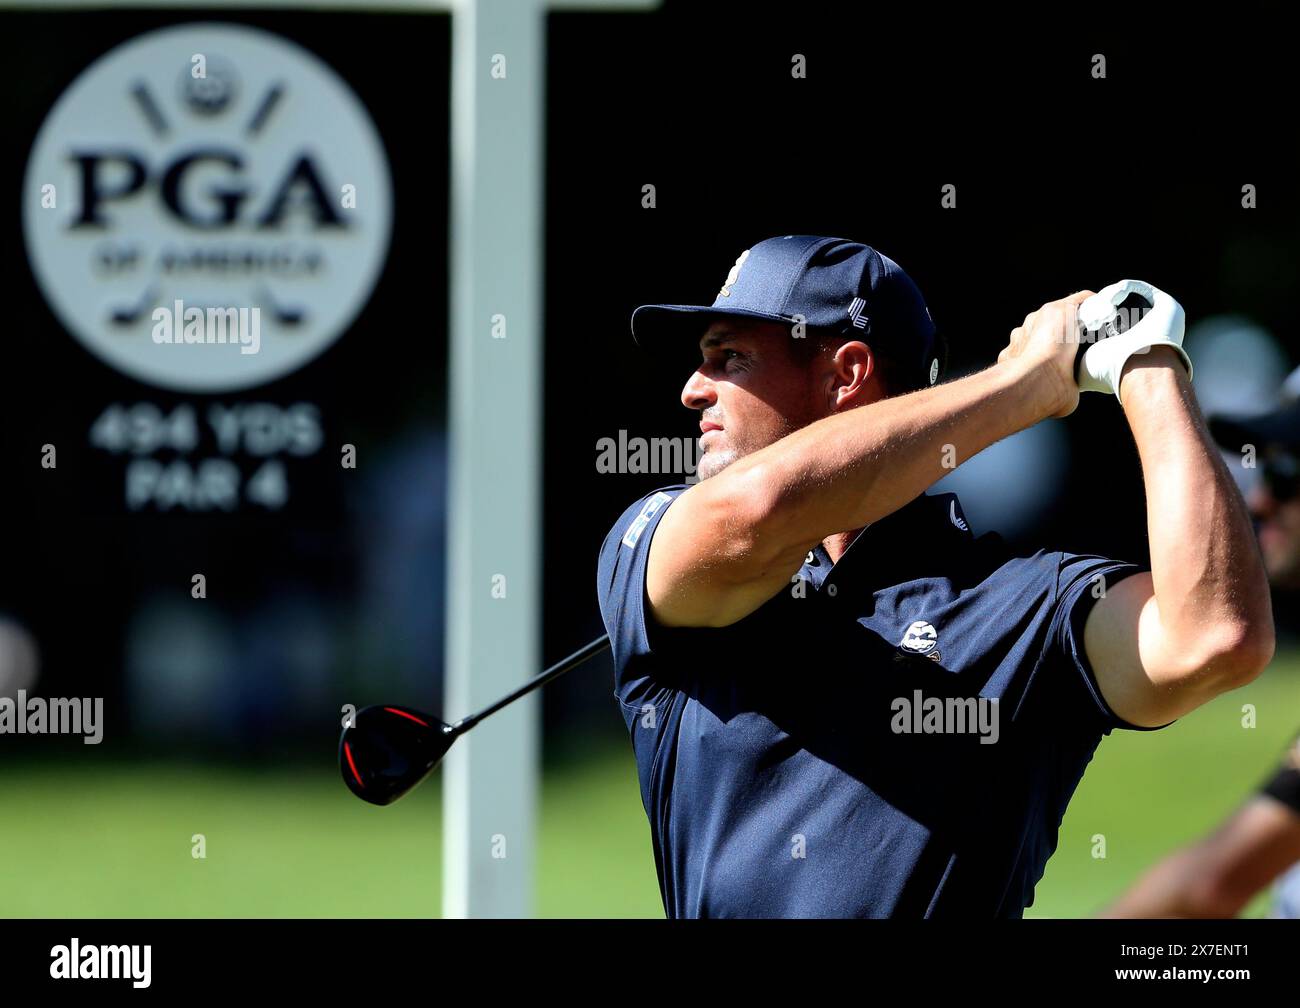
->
<box><xmin>343</xmin><ymin>741</ymin><xmax>364</xmax><ymax>789</ymax></box>
<box><xmin>383</xmin><ymin>707</ymin><xmax>430</xmax><ymax>727</ymax></box>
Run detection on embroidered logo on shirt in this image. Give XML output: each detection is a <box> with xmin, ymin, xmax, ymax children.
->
<box><xmin>897</xmin><ymin>619</ymin><xmax>941</xmax><ymax>662</ymax></box>
<box><xmin>621</xmin><ymin>491</ymin><xmax>674</xmax><ymax>549</ymax></box>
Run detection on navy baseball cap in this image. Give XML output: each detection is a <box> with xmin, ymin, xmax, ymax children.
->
<box><xmin>631</xmin><ymin>235</ymin><xmax>944</xmax><ymax>391</ymax></box>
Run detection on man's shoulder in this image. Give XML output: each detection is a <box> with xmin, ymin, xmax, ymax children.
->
<box><xmin>600</xmin><ymin>484</ymin><xmax>691</xmax><ymax>555</ymax></box>
<box><xmin>596</xmin><ymin>485</ymin><xmax>696</xmax><ymax>710</ymax></box>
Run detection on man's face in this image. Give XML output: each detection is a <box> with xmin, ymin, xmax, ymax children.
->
<box><xmin>1249</xmin><ymin>453</ymin><xmax>1300</xmax><ymax>588</ymax></box>
<box><xmin>681</xmin><ymin>320</ymin><xmax>832</xmax><ymax>481</ymax></box>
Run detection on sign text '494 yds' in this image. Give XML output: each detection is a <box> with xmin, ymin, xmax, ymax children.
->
<box><xmin>88</xmin><ymin>401</ymin><xmax>322</xmax><ymax>511</ymax></box>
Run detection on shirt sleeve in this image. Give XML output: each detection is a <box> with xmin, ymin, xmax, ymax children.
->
<box><xmin>1049</xmin><ymin>553</ymin><xmax>1171</xmax><ymax>732</ymax></box>
<box><xmin>596</xmin><ymin>486</ymin><xmax>689</xmax><ymax>712</ymax></box>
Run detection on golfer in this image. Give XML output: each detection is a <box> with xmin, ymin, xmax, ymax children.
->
<box><xmin>596</xmin><ymin>235</ymin><xmax>1274</xmax><ymax>918</ymax></box>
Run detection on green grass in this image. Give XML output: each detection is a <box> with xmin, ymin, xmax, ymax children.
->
<box><xmin>1031</xmin><ymin>660</ymin><xmax>1300</xmax><ymax>918</ymax></box>
<box><xmin>0</xmin><ymin>739</ymin><xmax>662</xmax><ymax>918</ymax></box>
<box><xmin>0</xmin><ymin>661</ymin><xmax>1296</xmax><ymax>917</ymax></box>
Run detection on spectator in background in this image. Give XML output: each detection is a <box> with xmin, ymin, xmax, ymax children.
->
<box><xmin>1106</xmin><ymin>373</ymin><xmax>1300</xmax><ymax>918</ymax></box>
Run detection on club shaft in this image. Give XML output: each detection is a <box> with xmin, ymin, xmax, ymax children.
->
<box><xmin>448</xmin><ymin>634</ymin><xmax>611</xmax><ymax>735</ymax></box>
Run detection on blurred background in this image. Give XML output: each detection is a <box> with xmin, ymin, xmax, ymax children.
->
<box><xmin>0</xmin><ymin>2</ymin><xmax>1296</xmax><ymax>917</ymax></box>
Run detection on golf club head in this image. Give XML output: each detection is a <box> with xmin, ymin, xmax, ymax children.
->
<box><xmin>340</xmin><ymin>705</ymin><xmax>454</xmax><ymax>806</ymax></box>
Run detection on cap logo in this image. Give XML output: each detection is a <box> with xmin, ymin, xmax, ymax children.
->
<box><xmin>929</xmin><ymin>358</ymin><xmax>940</xmax><ymax>385</ymax></box>
<box><xmin>717</xmin><ymin>249</ymin><xmax>750</xmax><ymax>298</ymax></box>
<box><xmin>847</xmin><ymin>297</ymin><xmax>870</xmax><ymax>330</ymax></box>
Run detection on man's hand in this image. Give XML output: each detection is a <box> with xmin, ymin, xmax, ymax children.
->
<box><xmin>1077</xmin><ymin>280</ymin><xmax>1192</xmax><ymax>403</ymax></box>
<box><xmin>996</xmin><ymin>290</ymin><xmax>1096</xmax><ymax>419</ymax></box>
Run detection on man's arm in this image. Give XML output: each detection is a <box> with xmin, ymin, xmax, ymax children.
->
<box><xmin>648</xmin><ymin>295</ymin><xmax>1088</xmax><ymax>629</ymax></box>
<box><xmin>1101</xmin><ymin>796</ymin><xmax>1300</xmax><ymax>918</ymax></box>
<box><xmin>1082</xmin><ymin>348</ymin><xmax>1275</xmax><ymax>727</ymax></box>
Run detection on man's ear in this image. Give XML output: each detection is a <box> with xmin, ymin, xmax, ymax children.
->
<box><xmin>827</xmin><ymin>340</ymin><xmax>881</xmax><ymax>410</ymax></box>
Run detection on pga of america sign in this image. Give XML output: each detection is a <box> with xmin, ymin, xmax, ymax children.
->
<box><xmin>23</xmin><ymin>22</ymin><xmax>393</xmax><ymax>393</ymax></box>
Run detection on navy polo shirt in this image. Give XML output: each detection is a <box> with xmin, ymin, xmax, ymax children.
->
<box><xmin>596</xmin><ymin>485</ymin><xmax>1156</xmax><ymax>918</ymax></box>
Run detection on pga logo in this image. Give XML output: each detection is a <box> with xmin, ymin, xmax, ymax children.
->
<box><xmin>23</xmin><ymin>23</ymin><xmax>392</xmax><ymax>393</ymax></box>
<box><xmin>896</xmin><ymin>619</ymin><xmax>941</xmax><ymax>663</ymax></box>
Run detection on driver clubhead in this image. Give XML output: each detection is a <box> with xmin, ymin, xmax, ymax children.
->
<box><xmin>340</xmin><ymin>705</ymin><xmax>454</xmax><ymax>806</ymax></box>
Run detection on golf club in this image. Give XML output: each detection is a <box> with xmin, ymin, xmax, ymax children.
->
<box><xmin>339</xmin><ymin>633</ymin><xmax>611</xmax><ymax>805</ymax></box>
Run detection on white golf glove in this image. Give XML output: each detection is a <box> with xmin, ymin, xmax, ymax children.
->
<box><xmin>1076</xmin><ymin>280</ymin><xmax>1192</xmax><ymax>405</ymax></box>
